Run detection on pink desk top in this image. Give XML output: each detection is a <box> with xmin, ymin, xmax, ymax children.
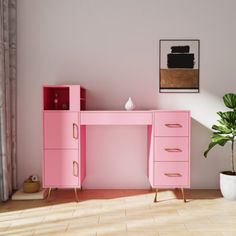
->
<box><xmin>80</xmin><ymin>110</ymin><xmax>190</xmax><ymax>125</ymax></box>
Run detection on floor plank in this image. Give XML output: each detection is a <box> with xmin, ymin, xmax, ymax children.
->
<box><xmin>0</xmin><ymin>189</ymin><xmax>233</xmax><ymax>235</ymax></box>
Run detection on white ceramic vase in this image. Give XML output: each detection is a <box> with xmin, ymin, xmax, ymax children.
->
<box><xmin>220</xmin><ymin>172</ymin><xmax>236</xmax><ymax>200</ymax></box>
<box><xmin>125</xmin><ymin>97</ymin><xmax>135</xmax><ymax>111</ymax></box>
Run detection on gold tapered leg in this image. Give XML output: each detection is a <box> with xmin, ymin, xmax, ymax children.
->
<box><xmin>47</xmin><ymin>188</ymin><xmax>52</xmax><ymax>199</ymax></box>
<box><xmin>74</xmin><ymin>188</ymin><xmax>79</xmax><ymax>202</ymax></box>
<box><xmin>154</xmin><ymin>188</ymin><xmax>158</xmax><ymax>203</ymax></box>
<box><xmin>181</xmin><ymin>188</ymin><xmax>186</xmax><ymax>203</ymax></box>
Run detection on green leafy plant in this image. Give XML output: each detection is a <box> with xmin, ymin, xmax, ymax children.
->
<box><xmin>204</xmin><ymin>93</ymin><xmax>236</xmax><ymax>173</ymax></box>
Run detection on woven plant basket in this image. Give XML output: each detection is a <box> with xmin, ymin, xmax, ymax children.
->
<box><xmin>23</xmin><ymin>181</ymin><xmax>40</xmax><ymax>193</ymax></box>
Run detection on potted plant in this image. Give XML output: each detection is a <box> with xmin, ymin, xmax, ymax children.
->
<box><xmin>204</xmin><ymin>93</ymin><xmax>236</xmax><ymax>200</ymax></box>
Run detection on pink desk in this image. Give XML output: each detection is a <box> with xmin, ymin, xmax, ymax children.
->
<box><xmin>43</xmin><ymin>85</ymin><xmax>190</xmax><ymax>202</ymax></box>
<box><xmin>80</xmin><ymin>110</ymin><xmax>190</xmax><ymax>202</ymax></box>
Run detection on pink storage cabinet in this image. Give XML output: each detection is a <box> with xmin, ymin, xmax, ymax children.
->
<box><xmin>42</xmin><ymin>85</ymin><xmax>86</xmax><ymax>201</ymax></box>
<box><xmin>152</xmin><ymin>111</ymin><xmax>190</xmax><ymax>202</ymax></box>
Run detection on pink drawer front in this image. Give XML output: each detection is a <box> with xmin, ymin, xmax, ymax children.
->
<box><xmin>154</xmin><ymin>162</ymin><xmax>189</xmax><ymax>187</ymax></box>
<box><xmin>154</xmin><ymin>137</ymin><xmax>189</xmax><ymax>162</ymax></box>
<box><xmin>80</xmin><ymin>111</ymin><xmax>152</xmax><ymax>125</ymax></box>
<box><xmin>154</xmin><ymin>112</ymin><xmax>189</xmax><ymax>136</ymax></box>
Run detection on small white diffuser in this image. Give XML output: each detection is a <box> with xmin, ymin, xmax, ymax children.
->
<box><xmin>125</xmin><ymin>97</ymin><xmax>135</xmax><ymax>110</ymax></box>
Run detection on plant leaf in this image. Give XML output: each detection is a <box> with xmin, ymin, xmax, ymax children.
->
<box><xmin>223</xmin><ymin>93</ymin><xmax>236</xmax><ymax>109</ymax></box>
<box><xmin>217</xmin><ymin>111</ymin><xmax>236</xmax><ymax>129</ymax></box>
<box><xmin>204</xmin><ymin>142</ymin><xmax>218</xmax><ymax>157</ymax></box>
<box><xmin>204</xmin><ymin>93</ymin><xmax>236</xmax><ymax>158</ymax></box>
<box><xmin>211</xmin><ymin>134</ymin><xmax>230</xmax><ymax>143</ymax></box>
<box><xmin>204</xmin><ymin>134</ymin><xmax>232</xmax><ymax>157</ymax></box>
<box><xmin>212</xmin><ymin>124</ymin><xmax>232</xmax><ymax>134</ymax></box>
<box><xmin>217</xmin><ymin>119</ymin><xmax>231</xmax><ymax>129</ymax></box>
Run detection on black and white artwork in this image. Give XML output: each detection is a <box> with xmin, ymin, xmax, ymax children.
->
<box><xmin>159</xmin><ymin>40</ymin><xmax>200</xmax><ymax>93</ymax></box>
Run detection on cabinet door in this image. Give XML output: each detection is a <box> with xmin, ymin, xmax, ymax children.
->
<box><xmin>44</xmin><ymin>150</ymin><xmax>79</xmax><ymax>187</ymax></box>
<box><xmin>44</xmin><ymin>112</ymin><xmax>79</xmax><ymax>149</ymax></box>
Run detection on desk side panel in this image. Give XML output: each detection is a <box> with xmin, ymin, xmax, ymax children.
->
<box><xmin>80</xmin><ymin>125</ymin><xmax>86</xmax><ymax>184</ymax></box>
<box><xmin>147</xmin><ymin>125</ymin><xmax>154</xmax><ymax>187</ymax></box>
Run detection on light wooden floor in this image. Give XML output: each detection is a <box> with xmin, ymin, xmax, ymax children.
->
<box><xmin>0</xmin><ymin>189</ymin><xmax>235</xmax><ymax>236</ymax></box>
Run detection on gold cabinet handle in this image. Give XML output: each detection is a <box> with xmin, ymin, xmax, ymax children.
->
<box><xmin>73</xmin><ymin>123</ymin><xmax>78</xmax><ymax>139</ymax></box>
<box><xmin>164</xmin><ymin>148</ymin><xmax>182</xmax><ymax>152</ymax></box>
<box><xmin>73</xmin><ymin>161</ymin><xmax>79</xmax><ymax>177</ymax></box>
<box><xmin>164</xmin><ymin>173</ymin><xmax>182</xmax><ymax>177</ymax></box>
<box><xmin>165</xmin><ymin>123</ymin><xmax>182</xmax><ymax>128</ymax></box>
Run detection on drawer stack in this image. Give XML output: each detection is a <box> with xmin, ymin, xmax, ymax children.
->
<box><xmin>153</xmin><ymin>111</ymin><xmax>190</xmax><ymax>188</ymax></box>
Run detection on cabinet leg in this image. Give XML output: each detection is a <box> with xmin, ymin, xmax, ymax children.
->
<box><xmin>154</xmin><ymin>188</ymin><xmax>158</xmax><ymax>203</ymax></box>
<box><xmin>47</xmin><ymin>188</ymin><xmax>52</xmax><ymax>199</ymax></box>
<box><xmin>74</xmin><ymin>188</ymin><xmax>79</xmax><ymax>202</ymax></box>
<box><xmin>181</xmin><ymin>188</ymin><xmax>186</xmax><ymax>203</ymax></box>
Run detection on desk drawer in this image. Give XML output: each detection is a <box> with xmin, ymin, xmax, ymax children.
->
<box><xmin>81</xmin><ymin>112</ymin><xmax>152</xmax><ymax>125</ymax></box>
<box><xmin>154</xmin><ymin>162</ymin><xmax>189</xmax><ymax>186</ymax></box>
<box><xmin>154</xmin><ymin>112</ymin><xmax>189</xmax><ymax>136</ymax></box>
<box><xmin>154</xmin><ymin>137</ymin><xmax>189</xmax><ymax>162</ymax></box>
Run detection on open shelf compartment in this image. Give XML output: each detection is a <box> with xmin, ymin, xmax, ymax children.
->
<box><xmin>43</xmin><ymin>87</ymin><xmax>70</xmax><ymax>110</ymax></box>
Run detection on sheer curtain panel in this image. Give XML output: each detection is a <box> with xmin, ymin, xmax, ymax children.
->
<box><xmin>0</xmin><ymin>0</ymin><xmax>16</xmax><ymax>201</ymax></box>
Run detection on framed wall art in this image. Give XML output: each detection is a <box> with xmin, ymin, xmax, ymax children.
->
<box><xmin>159</xmin><ymin>39</ymin><xmax>200</xmax><ymax>93</ymax></box>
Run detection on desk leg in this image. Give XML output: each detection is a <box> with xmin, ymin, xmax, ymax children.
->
<box><xmin>181</xmin><ymin>188</ymin><xmax>186</xmax><ymax>203</ymax></box>
<box><xmin>74</xmin><ymin>188</ymin><xmax>79</xmax><ymax>202</ymax></box>
<box><xmin>154</xmin><ymin>188</ymin><xmax>158</xmax><ymax>203</ymax></box>
<box><xmin>47</xmin><ymin>188</ymin><xmax>52</xmax><ymax>200</ymax></box>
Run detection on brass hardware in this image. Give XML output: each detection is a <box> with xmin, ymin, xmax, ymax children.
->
<box><xmin>154</xmin><ymin>188</ymin><xmax>158</xmax><ymax>203</ymax></box>
<box><xmin>74</xmin><ymin>188</ymin><xmax>79</xmax><ymax>202</ymax></box>
<box><xmin>164</xmin><ymin>148</ymin><xmax>182</xmax><ymax>152</ymax></box>
<box><xmin>73</xmin><ymin>123</ymin><xmax>78</xmax><ymax>139</ymax></box>
<box><xmin>165</xmin><ymin>123</ymin><xmax>182</xmax><ymax>128</ymax></box>
<box><xmin>47</xmin><ymin>188</ymin><xmax>52</xmax><ymax>199</ymax></box>
<box><xmin>181</xmin><ymin>188</ymin><xmax>186</xmax><ymax>203</ymax></box>
<box><xmin>73</xmin><ymin>161</ymin><xmax>79</xmax><ymax>177</ymax></box>
<box><xmin>164</xmin><ymin>173</ymin><xmax>182</xmax><ymax>177</ymax></box>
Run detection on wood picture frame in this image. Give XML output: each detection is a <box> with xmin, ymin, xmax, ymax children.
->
<box><xmin>159</xmin><ymin>39</ymin><xmax>200</xmax><ymax>93</ymax></box>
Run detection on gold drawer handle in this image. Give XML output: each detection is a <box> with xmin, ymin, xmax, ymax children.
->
<box><xmin>165</xmin><ymin>148</ymin><xmax>182</xmax><ymax>152</ymax></box>
<box><xmin>73</xmin><ymin>123</ymin><xmax>78</xmax><ymax>139</ymax></box>
<box><xmin>165</xmin><ymin>123</ymin><xmax>182</xmax><ymax>128</ymax></box>
<box><xmin>73</xmin><ymin>161</ymin><xmax>79</xmax><ymax>177</ymax></box>
<box><xmin>164</xmin><ymin>173</ymin><xmax>182</xmax><ymax>177</ymax></box>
